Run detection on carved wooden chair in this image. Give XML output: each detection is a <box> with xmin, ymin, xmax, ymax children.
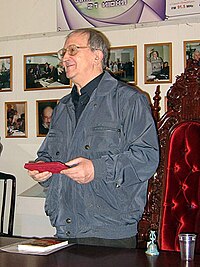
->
<box><xmin>0</xmin><ymin>172</ymin><xmax>16</xmax><ymax>236</ymax></box>
<box><xmin>138</xmin><ymin>61</ymin><xmax>200</xmax><ymax>253</ymax></box>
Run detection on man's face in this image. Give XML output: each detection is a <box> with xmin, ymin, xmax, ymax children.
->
<box><xmin>194</xmin><ymin>52</ymin><xmax>200</xmax><ymax>61</ymax></box>
<box><xmin>42</xmin><ymin>107</ymin><xmax>53</xmax><ymax>129</ymax></box>
<box><xmin>153</xmin><ymin>52</ymin><xmax>158</xmax><ymax>58</ymax></box>
<box><xmin>62</xmin><ymin>32</ymin><xmax>99</xmax><ymax>87</ymax></box>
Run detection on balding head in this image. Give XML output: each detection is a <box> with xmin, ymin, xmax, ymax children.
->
<box><xmin>41</xmin><ymin>106</ymin><xmax>53</xmax><ymax>129</ymax></box>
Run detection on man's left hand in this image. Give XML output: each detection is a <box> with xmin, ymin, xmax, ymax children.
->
<box><xmin>60</xmin><ymin>157</ymin><xmax>94</xmax><ymax>184</ymax></box>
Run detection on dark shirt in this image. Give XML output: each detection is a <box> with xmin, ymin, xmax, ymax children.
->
<box><xmin>39</xmin><ymin>123</ymin><xmax>49</xmax><ymax>135</ymax></box>
<box><xmin>71</xmin><ymin>72</ymin><xmax>104</xmax><ymax>122</ymax></box>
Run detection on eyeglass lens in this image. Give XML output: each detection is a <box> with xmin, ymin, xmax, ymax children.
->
<box><xmin>58</xmin><ymin>45</ymin><xmax>80</xmax><ymax>60</ymax></box>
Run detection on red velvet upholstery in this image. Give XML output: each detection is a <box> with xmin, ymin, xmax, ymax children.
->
<box><xmin>160</xmin><ymin>121</ymin><xmax>200</xmax><ymax>252</ymax></box>
<box><xmin>137</xmin><ymin>62</ymin><xmax>200</xmax><ymax>252</ymax></box>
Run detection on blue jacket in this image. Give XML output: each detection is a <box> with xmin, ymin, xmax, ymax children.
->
<box><xmin>37</xmin><ymin>71</ymin><xmax>159</xmax><ymax>239</ymax></box>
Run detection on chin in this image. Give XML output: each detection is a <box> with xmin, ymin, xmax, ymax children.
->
<box><xmin>66</xmin><ymin>72</ymin><xmax>74</xmax><ymax>80</ymax></box>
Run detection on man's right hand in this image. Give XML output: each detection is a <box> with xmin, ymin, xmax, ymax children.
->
<box><xmin>27</xmin><ymin>161</ymin><xmax>52</xmax><ymax>182</ymax></box>
<box><xmin>28</xmin><ymin>170</ymin><xmax>52</xmax><ymax>182</ymax></box>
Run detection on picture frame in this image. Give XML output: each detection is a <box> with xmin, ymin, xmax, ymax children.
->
<box><xmin>0</xmin><ymin>56</ymin><xmax>13</xmax><ymax>92</ymax></box>
<box><xmin>36</xmin><ymin>99</ymin><xmax>58</xmax><ymax>137</ymax></box>
<box><xmin>5</xmin><ymin>101</ymin><xmax>27</xmax><ymax>138</ymax></box>
<box><xmin>108</xmin><ymin>46</ymin><xmax>137</xmax><ymax>84</ymax></box>
<box><xmin>24</xmin><ymin>52</ymin><xmax>71</xmax><ymax>91</ymax></box>
<box><xmin>144</xmin><ymin>43</ymin><xmax>172</xmax><ymax>84</ymax></box>
<box><xmin>183</xmin><ymin>40</ymin><xmax>200</xmax><ymax>68</ymax></box>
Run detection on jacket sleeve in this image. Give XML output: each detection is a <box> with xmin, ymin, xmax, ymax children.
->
<box><xmin>34</xmin><ymin>137</ymin><xmax>53</xmax><ymax>188</ymax></box>
<box><xmin>92</xmin><ymin>93</ymin><xmax>159</xmax><ymax>187</ymax></box>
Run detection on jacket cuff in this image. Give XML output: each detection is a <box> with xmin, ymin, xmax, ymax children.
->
<box><xmin>39</xmin><ymin>177</ymin><xmax>52</xmax><ymax>188</ymax></box>
<box><xmin>92</xmin><ymin>158</ymin><xmax>107</xmax><ymax>180</ymax></box>
<box><xmin>35</xmin><ymin>158</ymin><xmax>51</xmax><ymax>163</ymax></box>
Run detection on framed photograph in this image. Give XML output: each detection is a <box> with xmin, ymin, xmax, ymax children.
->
<box><xmin>144</xmin><ymin>43</ymin><xmax>172</xmax><ymax>84</ymax></box>
<box><xmin>108</xmin><ymin>46</ymin><xmax>137</xmax><ymax>84</ymax></box>
<box><xmin>5</xmin><ymin>101</ymin><xmax>27</xmax><ymax>138</ymax></box>
<box><xmin>24</xmin><ymin>52</ymin><xmax>71</xmax><ymax>90</ymax></box>
<box><xmin>36</xmin><ymin>99</ymin><xmax>58</xmax><ymax>137</ymax></box>
<box><xmin>0</xmin><ymin>56</ymin><xmax>13</xmax><ymax>92</ymax></box>
<box><xmin>184</xmin><ymin>40</ymin><xmax>200</xmax><ymax>67</ymax></box>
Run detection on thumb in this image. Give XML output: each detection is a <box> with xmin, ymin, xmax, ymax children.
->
<box><xmin>66</xmin><ymin>157</ymin><xmax>82</xmax><ymax>167</ymax></box>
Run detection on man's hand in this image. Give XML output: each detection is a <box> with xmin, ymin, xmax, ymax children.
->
<box><xmin>28</xmin><ymin>170</ymin><xmax>52</xmax><ymax>182</ymax></box>
<box><xmin>61</xmin><ymin>157</ymin><xmax>94</xmax><ymax>184</ymax></box>
<box><xmin>27</xmin><ymin>161</ymin><xmax>52</xmax><ymax>182</ymax></box>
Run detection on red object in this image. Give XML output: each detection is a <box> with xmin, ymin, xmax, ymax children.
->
<box><xmin>24</xmin><ymin>162</ymin><xmax>69</xmax><ymax>173</ymax></box>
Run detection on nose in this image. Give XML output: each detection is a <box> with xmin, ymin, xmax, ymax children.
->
<box><xmin>62</xmin><ymin>58</ymin><xmax>68</xmax><ymax>69</ymax></box>
<box><xmin>62</xmin><ymin>49</ymin><xmax>70</xmax><ymax>62</ymax></box>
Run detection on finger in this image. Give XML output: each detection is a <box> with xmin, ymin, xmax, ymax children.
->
<box><xmin>66</xmin><ymin>157</ymin><xmax>82</xmax><ymax>167</ymax></box>
<box><xmin>28</xmin><ymin>170</ymin><xmax>39</xmax><ymax>176</ymax></box>
<box><xmin>33</xmin><ymin>175</ymin><xmax>52</xmax><ymax>182</ymax></box>
<box><xmin>32</xmin><ymin>171</ymin><xmax>52</xmax><ymax>182</ymax></box>
<box><xmin>61</xmin><ymin>163</ymin><xmax>80</xmax><ymax>174</ymax></box>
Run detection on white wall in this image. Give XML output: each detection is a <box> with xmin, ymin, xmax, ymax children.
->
<box><xmin>0</xmin><ymin>1</ymin><xmax>200</xmax><ymax>237</ymax></box>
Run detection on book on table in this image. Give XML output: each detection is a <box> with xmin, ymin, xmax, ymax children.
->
<box><xmin>17</xmin><ymin>238</ymin><xmax>69</xmax><ymax>253</ymax></box>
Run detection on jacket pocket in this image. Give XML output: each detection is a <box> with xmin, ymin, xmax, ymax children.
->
<box><xmin>47</xmin><ymin>129</ymin><xmax>64</xmax><ymax>161</ymax></box>
<box><xmin>86</xmin><ymin>123</ymin><xmax>122</xmax><ymax>154</ymax></box>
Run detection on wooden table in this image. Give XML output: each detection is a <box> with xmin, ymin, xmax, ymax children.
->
<box><xmin>0</xmin><ymin>236</ymin><xmax>200</xmax><ymax>267</ymax></box>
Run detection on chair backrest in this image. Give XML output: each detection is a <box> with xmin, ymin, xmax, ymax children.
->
<box><xmin>151</xmin><ymin>85</ymin><xmax>161</xmax><ymax>122</ymax></box>
<box><xmin>0</xmin><ymin>172</ymin><xmax>16</xmax><ymax>236</ymax></box>
<box><xmin>137</xmin><ymin>61</ymin><xmax>200</xmax><ymax>252</ymax></box>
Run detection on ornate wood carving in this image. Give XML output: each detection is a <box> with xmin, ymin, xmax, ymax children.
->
<box><xmin>137</xmin><ymin>62</ymin><xmax>200</xmax><ymax>248</ymax></box>
<box><xmin>151</xmin><ymin>85</ymin><xmax>161</xmax><ymax>122</ymax></box>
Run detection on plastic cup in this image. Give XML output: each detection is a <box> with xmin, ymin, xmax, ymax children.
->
<box><xmin>178</xmin><ymin>233</ymin><xmax>196</xmax><ymax>261</ymax></box>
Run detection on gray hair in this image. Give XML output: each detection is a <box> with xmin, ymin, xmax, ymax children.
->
<box><xmin>66</xmin><ymin>28</ymin><xmax>110</xmax><ymax>69</ymax></box>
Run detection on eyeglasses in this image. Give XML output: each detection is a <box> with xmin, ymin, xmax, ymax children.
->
<box><xmin>57</xmin><ymin>44</ymin><xmax>90</xmax><ymax>60</ymax></box>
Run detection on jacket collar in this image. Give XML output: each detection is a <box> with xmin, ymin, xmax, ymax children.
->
<box><xmin>93</xmin><ymin>70</ymin><xmax>118</xmax><ymax>97</ymax></box>
<box><xmin>60</xmin><ymin>70</ymin><xmax>118</xmax><ymax>105</ymax></box>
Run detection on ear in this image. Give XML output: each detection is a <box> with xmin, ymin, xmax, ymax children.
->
<box><xmin>94</xmin><ymin>49</ymin><xmax>104</xmax><ymax>65</ymax></box>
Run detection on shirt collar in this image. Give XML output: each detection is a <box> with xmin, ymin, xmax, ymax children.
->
<box><xmin>72</xmin><ymin>72</ymin><xmax>104</xmax><ymax>98</ymax></box>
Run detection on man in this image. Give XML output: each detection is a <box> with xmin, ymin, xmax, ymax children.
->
<box><xmin>39</xmin><ymin>106</ymin><xmax>53</xmax><ymax>135</ymax></box>
<box><xmin>147</xmin><ymin>49</ymin><xmax>163</xmax><ymax>79</ymax></box>
<box><xmin>193</xmin><ymin>50</ymin><xmax>200</xmax><ymax>65</ymax></box>
<box><xmin>28</xmin><ymin>28</ymin><xmax>159</xmax><ymax>248</ymax></box>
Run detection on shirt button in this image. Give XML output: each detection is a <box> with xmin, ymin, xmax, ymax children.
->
<box><xmin>56</xmin><ymin>151</ymin><xmax>60</xmax><ymax>155</ymax></box>
<box><xmin>66</xmin><ymin>218</ymin><xmax>71</xmax><ymax>223</ymax></box>
<box><xmin>66</xmin><ymin>231</ymin><xmax>70</xmax><ymax>236</ymax></box>
<box><xmin>85</xmin><ymin>144</ymin><xmax>90</xmax><ymax>150</ymax></box>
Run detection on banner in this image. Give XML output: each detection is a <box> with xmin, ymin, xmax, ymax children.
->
<box><xmin>166</xmin><ymin>0</ymin><xmax>200</xmax><ymax>17</ymax></box>
<box><xmin>57</xmin><ymin>0</ymin><xmax>166</xmax><ymax>31</ymax></box>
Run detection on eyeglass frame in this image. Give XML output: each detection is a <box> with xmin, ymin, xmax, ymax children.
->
<box><xmin>57</xmin><ymin>44</ymin><xmax>96</xmax><ymax>61</ymax></box>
